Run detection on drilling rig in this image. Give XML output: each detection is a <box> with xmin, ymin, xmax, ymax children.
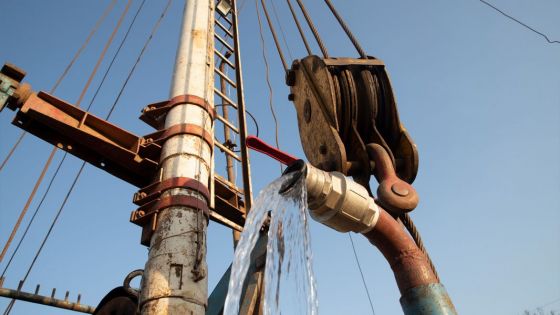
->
<box><xmin>0</xmin><ymin>0</ymin><xmax>457</xmax><ymax>314</ymax></box>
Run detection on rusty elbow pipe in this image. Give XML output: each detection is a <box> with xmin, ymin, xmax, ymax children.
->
<box><xmin>364</xmin><ymin>211</ymin><xmax>457</xmax><ymax>314</ymax></box>
<box><xmin>363</xmin><ymin>210</ymin><xmax>437</xmax><ymax>294</ymax></box>
<box><xmin>283</xmin><ymin>161</ymin><xmax>457</xmax><ymax>314</ymax></box>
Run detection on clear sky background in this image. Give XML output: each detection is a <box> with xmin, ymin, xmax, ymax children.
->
<box><xmin>0</xmin><ymin>0</ymin><xmax>559</xmax><ymax>314</ymax></box>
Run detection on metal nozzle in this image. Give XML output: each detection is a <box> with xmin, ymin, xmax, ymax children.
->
<box><xmin>281</xmin><ymin>161</ymin><xmax>379</xmax><ymax>234</ymax></box>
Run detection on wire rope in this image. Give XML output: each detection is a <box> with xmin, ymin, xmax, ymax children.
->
<box><xmin>0</xmin><ymin>0</ymin><xmax>118</xmax><ymax>173</ymax></box>
<box><xmin>286</xmin><ymin>0</ymin><xmax>312</xmax><ymax>55</ymax></box>
<box><xmin>259</xmin><ymin>0</ymin><xmax>288</xmax><ymax>71</ymax></box>
<box><xmin>2</xmin><ymin>0</ymin><xmax>172</xmax><ymax>312</ymax></box>
<box><xmin>0</xmin><ymin>0</ymin><xmax>147</xmax><ymax>278</ymax></box>
<box><xmin>478</xmin><ymin>0</ymin><xmax>559</xmax><ymax>44</ymax></box>
<box><xmin>269</xmin><ymin>0</ymin><xmax>294</xmax><ymax>60</ymax></box>
<box><xmin>255</xmin><ymin>0</ymin><xmax>282</xmax><ymax>172</ymax></box>
<box><xmin>348</xmin><ymin>234</ymin><xmax>376</xmax><ymax>315</ymax></box>
<box><xmin>399</xmin><ymin>213</ymin><xmax>440</xmax><ymax>282</ymax></box>
<box><xmin>0</xmin><ymin>0</ymin><xmax>121</xmax><ymax>264</ymax></box>
<box><xmin>294</xmin><ymin>0</ymin><xmax>329</xmax><ymax>58</ymax></box>
<box><xmin>322</xmin><ymin>0</ymin><xmax>367</xmax><ymax>58</ymax></box>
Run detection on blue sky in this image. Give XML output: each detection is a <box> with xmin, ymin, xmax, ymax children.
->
<box><xmin>0</xmin><ymin>0</ymin><xmax>559</xmax><ymax>314</ymax></box>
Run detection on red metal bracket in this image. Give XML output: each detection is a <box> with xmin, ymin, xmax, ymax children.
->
<box><xmin>131</xmin><ymin>195</ymin><xmax>210</xmax><ymax>223</ymax></box>
<box><xmin>140</xmin><ymin>94</ymin><xmax>216</xmax><ymax>129</ymax></box>
<box><xmin>133</xmin><ymin>177</ymin><xmax>210</xmax><ymax>206</ymax></box>
<box><xmin>131</xmin><ymin>195</ymin><xmax>210</xmax><ymax>246</ymax></box>
<box><xmin>143</xmin><ymin>123</ymin><xmax>214</xmax><ymax>152</ymax></box>
<box><xmin>5</xmin><ymin>90</ymin><xmax>247</xmax><ymax>239</ymax></box>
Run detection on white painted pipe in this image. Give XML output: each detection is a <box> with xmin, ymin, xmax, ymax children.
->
<box><xmin>140</xmin><ymin>1</ymin><xmax>214</xmax><ymax>314</ymax></box>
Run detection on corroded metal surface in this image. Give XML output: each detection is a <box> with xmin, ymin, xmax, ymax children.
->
<box><xmin>287</xmin><ymin>55</ymin><xmax>419</xmax><ymax>185</ymax></box>
<box><xmin>400</xmin><ymin>284</ymin><xmax>457</xmax><ymax>315</ymax></box>
<box><xmin>363</xmin><ymin>210</ymin><xmax>437</xmax><ymax>293</ymax></box>
<box><xmin>0</xmin><ymin>283</ymin><xmax>95</xmax><ymax>314</ymax></box>
<box><xmin>5</xmin><ymin>89</ymin><xmax>247</xmax><ymax>233</ymax></box>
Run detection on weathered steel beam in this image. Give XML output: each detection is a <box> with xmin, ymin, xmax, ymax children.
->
<box><xmin>5</xmin><ymin>90</ymin><xmax>247</xmax><ymax>230</ymax></box>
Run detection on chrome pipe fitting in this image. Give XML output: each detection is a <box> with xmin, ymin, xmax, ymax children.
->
<box><xmin>282</xmin><ymin>160</ymin><xmax>379</xmax><ymax>234</ymax></box>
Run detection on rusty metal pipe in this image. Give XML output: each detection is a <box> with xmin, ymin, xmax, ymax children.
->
<box><xmin>364</xmin><ymin>212</ymin><xmax>457</xmax><ymax>314</ymax></box>
<box><xmin>282</xmin><ymin>161</ymin><xmax>457</xmax><ymax>314</ymax></box>
<box><xmin>363</xmin><ymin>210</ymin><xmax>436</xmax><ymax>293</ymax></box>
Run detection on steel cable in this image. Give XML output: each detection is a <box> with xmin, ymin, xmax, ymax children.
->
<box><xmin>323</xmin><ymin>0</ymin><xmax>367</xmax><ymax>58</ymax></box>
<box><xmin>259</xmin><ymin>0</ymin><xmax>288</xmax><ymax>71</ymax></box>
<box><xmin>399</xmin><ymin>213</ymin><xmax>440</xmax><ymax>282</ymax></box>
<box><xmin>255</xmin><ymin>0</ymin><xmax>282</xmax><ymax>172</ymax></box>
<box><xmin>0</xmin><ymin>0</ymin><xmax>120</xmax><ymax>264</ymax></box>
<box><xmin>348</xmin><ymin>234</ymin><xmax>376</xmax><ymax>315</ymax></box>
<box><xmin>2</xmin><ymin>0</ymin><xmax>144</xmax><ymax>312</ymax></box>
<box><xmin>269</xmin><ymin>0</ymin><xmax>294</xmax><ymax>61</ymax></box>
<box><xmin>0</xmin><ymin>0</ymin><xmax>118</xmax><ymax>174</ymax></box>
<box><xmin>286</xmin><ymin>0</ymin><xmax>312</xmax><ymax>55</ymax></box>
<box><xmin>0</xmin><ymin>0</ymin><xmax>148</xmax><ymax>279</ymax></box>
<box><xmin>295</xmin><ymin>0</ymin><xmax>329</xmax><ymax>58</ymax></box>
<box><xmin>478</xmin><ymin>0</ymin><xmax>559</xmax><ymax>44</ymax></box>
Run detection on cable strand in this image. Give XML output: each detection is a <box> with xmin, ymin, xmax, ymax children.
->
<box><xmin>0</xmin><ymin>0</ymin><xmax>148</xmax><ymax>278</ymax></box>
<box><xmin>323</xmin><ymin>0</ymin><xmax>367</xmax><ymax>58</ymax></box>
<box><xmin>259</xmin><ymin>0</ymin><xmax>288</xmax><ymax>71</ymax></box>
<box><xmin>399</xmin><ymin>213</ymin><xmax>440</xmax><ymax>282</ymax></box>
<box><xmin>348</xmin><ymin>234</ymin><xmax>376</xmax><ymax>315</ymax></box>
<box><xmin>478</xmin><ymin>0</ymin><xmax>559</xmax><ymax>44</ymax></box>
<box><xmin>0</xmin><ymin>0</ymin><xmax>118</xmax><ymax>173</ymax></box>
<box><xmin>0</xmin><ymin>0</ymin><xmax>126</xmax><ymax>266</ymax></box>
<box><xmin>295</xmin><ymin>0</ymin><xmax>329</xmax><ymax>58</ymax></box>
<box><xmin>1</xmin><ymin>1</ymin><xmax>171</xmax><ymax>312</ymax></box>
<box><xmin>255</xmin><ymin>0</ymin><xmax>282</xmax><ymax>172</ymax></box>
<box><xmin>269</xmin><ymin>0</ymin><xmax>294</xmax><ymax>60</ymax></box>
<box><xmin>286</xmin><ymin>0</ymin><xmax>312</xmax><ymax>55</ymax></box>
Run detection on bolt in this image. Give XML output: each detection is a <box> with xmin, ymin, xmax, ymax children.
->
<box><xmin>391</xmin><ymin>183</ymin><xmax>409</xmax><ymax>197</ymax></box>
<box><xmin>288</xmin><ymin>93</ymin><xmax>295</xmax><ymax>101</ymax></box>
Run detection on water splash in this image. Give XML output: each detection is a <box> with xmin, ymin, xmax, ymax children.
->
<box><xmin>224</xmin><ymin>173</ymin><xmax>318</xmax><ymax>315</ymax></box>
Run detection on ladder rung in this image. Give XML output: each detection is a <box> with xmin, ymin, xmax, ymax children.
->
<box><xmin>215</xmin><ymin>68</ymin><xmax>237</xmax><ymax>88</ymax></box>
<box><xmin>216</xmin><ymin>10</ymin><xmax>233</xmax><ymax>25</ymax></box>
<box><xmin>216</xmin><ymin>114</ymin><xmax>240</xmax><ymax>134</ymax></box>
<box><xmin>215</xmin><ymin>19</ymin><xmax>233</xmax><ymax>38</ymax></box>
<box><xmin>214</xmin><ymin>33</ymin><xmax>234</xmax><ymax>53</ymax></box>
<box><xmin>214</xmin><ymin>88</ymin><xmax>238</xmax><ymax>109</ymax></box>
<box><xmin>215</xmin><ymin>173</ymin><xmax>244</xmax><ymax>195</ymax></box>
<box><xmin>215</xmin><ymin>141</ymin><xmax>242</xmax><ymax>162</ymax></box>
<box><xmin>214</xmin><ymin>49</ymin><xmax>235</xmax><ymax>69</ymax></box>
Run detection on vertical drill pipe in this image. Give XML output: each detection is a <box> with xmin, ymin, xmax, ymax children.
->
<box><xmin>363</xmin><ymin>210</ymin><xmax>457</xmax><ymax>314</ymax></box>
<box><xmin>139</xmin><ymin>1</ymin><xmax>214</xmax><ymax>314</ymax></box>
<box><xmin>231</xmin><ymin>0</ymin><xmax>254</xmax><ymax>210</ymax></box>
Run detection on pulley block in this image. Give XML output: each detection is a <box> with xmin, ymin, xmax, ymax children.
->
<box><xmin>286</xmin><ymin>55</ymin><xmax>419</xmax><ymax>214</ymax></box>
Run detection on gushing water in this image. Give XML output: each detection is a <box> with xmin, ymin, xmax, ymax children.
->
<box><xmin>224</xmin><ymin>173</ymin><xmax>318</xmax><ymax>315</ymax></box>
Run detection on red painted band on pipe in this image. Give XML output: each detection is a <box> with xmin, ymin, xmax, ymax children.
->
<box><xmin>363</xmin><ymin>209</ymin><xmax>438</xmax><ymax>294</ymax></box>
<box><xmin>246</xmin><ymin>135</ymin><xmax>298</xmax><ymax>166</ymax></box>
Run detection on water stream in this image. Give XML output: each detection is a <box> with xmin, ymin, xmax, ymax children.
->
<box><xmin>224</xmin><ymin>173</ymin><xmax>318</xmax><ymax>315</ymax></box>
